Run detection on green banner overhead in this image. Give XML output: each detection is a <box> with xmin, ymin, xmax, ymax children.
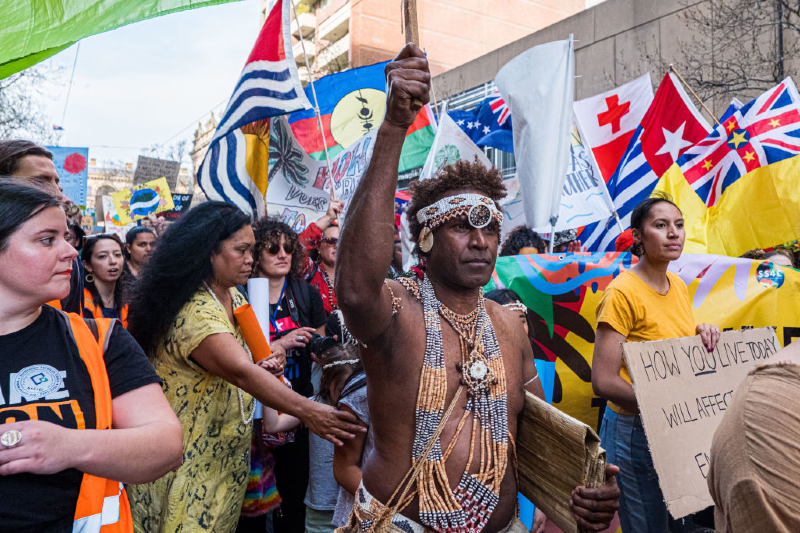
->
<box><xmin>0</xmin><ymin>0</ymin><xmax>242</xmax><ymax>79</ymax></box>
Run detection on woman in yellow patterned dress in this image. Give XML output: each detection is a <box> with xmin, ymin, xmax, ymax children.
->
<box><xmin>125</xmin><ymin>202</ymin><xmax>364</xmax><ymax>533</ymax></box>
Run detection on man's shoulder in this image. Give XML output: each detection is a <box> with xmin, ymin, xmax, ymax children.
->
<box><xmin>392</xmin><ymin>276</ymin><xmax>422</xmax><ymax>303</ymax></box>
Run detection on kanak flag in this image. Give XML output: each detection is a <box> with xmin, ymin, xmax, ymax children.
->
<box><xmin>574</xmin><ymin>73</ymin><xmax>653</xmax><ymax>180</ymax></box>
<box><xmin>579</xmin><ymin>72</ymin><xmax>711</xmax><ymax>251</ymax></box>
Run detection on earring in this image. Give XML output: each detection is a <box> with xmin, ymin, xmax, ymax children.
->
<box><xmin>85</xmin><ymin>273</ymin><xmax>95</xmax><ymax>283</ymax></box>
<box><xmin>419</xmin><ymin>226</ymin><xmax>433</xmax><ymax>253</ymax></box>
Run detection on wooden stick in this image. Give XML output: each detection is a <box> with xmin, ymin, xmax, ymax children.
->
<box><xmin>669</xmin><ymin>64</ymin><xmax>721</xmax><ymax>127</ymax></box>
<box><xmin>402</xmin><ymin>0</ymin><xmax>423</xmax><ymax>110</ymax></box>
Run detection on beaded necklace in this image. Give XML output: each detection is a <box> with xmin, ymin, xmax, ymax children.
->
<box><xmin>318</xmin><ymin>266</ymin><xmax>337</xmax><ymax>310</ymax></box>
<box><xmin>409</xmin><ymin>275</ymin><xmax>509</xmax><ymax>532</ymax></box>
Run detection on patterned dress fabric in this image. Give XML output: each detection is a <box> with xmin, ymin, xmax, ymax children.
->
<box><xmin>129</xmin><ymin>288</ymin><xmax>254</xmax><ymax>532</ymax></box>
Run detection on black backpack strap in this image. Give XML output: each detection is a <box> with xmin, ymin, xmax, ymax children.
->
<box><xmin>287</xmin><ymin>278</ymin><xmax>312</xmax><ymax>326</ymax></box>
<box><xmin>83</xmin><ymin>318</ymin><xmax>100</xmax><ymax>342</ymax></box>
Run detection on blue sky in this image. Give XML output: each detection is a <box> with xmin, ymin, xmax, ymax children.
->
<box><xmin>41</xmin><ymin>0</ymin><xmax>262</xmax><ymax>166</ymax></box>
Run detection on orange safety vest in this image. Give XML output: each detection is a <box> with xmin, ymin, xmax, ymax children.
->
<box><xmin>61</xmin><ymin>311</ymin><xmax>133</xmax><ymax>533</ymax></box>
<box><xmin>83</xmin><ymin>289</ymin><xmax>128</xmax><ymax>328</ymax></box>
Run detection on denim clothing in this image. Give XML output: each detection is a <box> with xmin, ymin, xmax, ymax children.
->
<box><xmin>600</xmin><ymin>409</ymin><xmax>712</xmax><ymax>533</ymax></box>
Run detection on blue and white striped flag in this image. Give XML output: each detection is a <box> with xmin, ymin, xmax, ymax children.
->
<box><xmin>198</xmin><ymin>0</ymin><xmax>311</xmax><ymax>217</ymax></box>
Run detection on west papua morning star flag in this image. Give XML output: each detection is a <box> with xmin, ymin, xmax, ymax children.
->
<box><xmin>198</xmin><ymin>0</ymin><xmax>311</xmax><ymax>217</ymax></box>
<box><xmin>579</xmin><ymin>72</ymin><xmax>711</xmax><ymax>252</ymax></box>
<box><xmin>574</xmin><ymin>73</ymin><xmax>654</xmax><ymax>181</ymax></box>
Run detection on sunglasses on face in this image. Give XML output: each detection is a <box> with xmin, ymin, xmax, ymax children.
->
<box><xmin>266</xmin><ymin>242</ymin><xmax>293</xmax><ymax>255</ymax></box>
<box><xmin>320</xmin><ymin>237</ymin><xmax>338</xmax><ymax>246</ymax></box>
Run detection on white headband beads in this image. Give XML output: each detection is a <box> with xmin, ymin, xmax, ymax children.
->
<box><xmin>416</xmin><ymin>193</ymin><xmax>503</xmax><ymax>229</ymax></box>
<box><xmin>322</xmin><ymin>358</ymin><xmax>360</xmax><ymax>370</ymax></box>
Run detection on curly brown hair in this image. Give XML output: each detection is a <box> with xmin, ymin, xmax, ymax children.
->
<box><xmin>407</xmin><ymin>158</ymin><xmax>506</xmax><ymax>255</ymax></box>
<box><xmin>251</xmin><ymin>216</ymin><xmax>307</xmax><ymax>279</ymax></box>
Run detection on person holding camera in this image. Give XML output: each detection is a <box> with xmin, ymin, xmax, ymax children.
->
<box><xmin>250</xmin><ymin>215</ymin><xmax>330</xmax><ymax>533</ymax></box>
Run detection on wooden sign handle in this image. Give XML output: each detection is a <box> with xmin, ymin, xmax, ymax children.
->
<box><xmin>403</xmin><ymin>0</ymin><xmax>423</xmax><ymax>111</ymax></box>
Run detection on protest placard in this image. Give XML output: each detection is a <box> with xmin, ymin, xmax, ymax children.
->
<box><xmin>267</xmin><ymin>116</ymin><xmax>377</xmax><ymax>231</ymax></box>
<box><xmin>133</xmin><ymin>155</ymin><xmax>181</xmax><ymax>189</ymax></box>
<box><xmin>623</xmin><ymin>327</ymin><xmax>780</xmax><ymax>518</ymax></box>
<box><xmin>47</xmin><ymin>146</ymin><xmax>89</xmax><ymax>206</ymax></box>
<box><xmin>111</xmin><ymin>177</ymin><xmax>174</xmax><ymax>225</ymax></box>
<box><xmin>157</xmin><ymin>193</ymin><xmax>193</xmax><ymax>220</ymax></box>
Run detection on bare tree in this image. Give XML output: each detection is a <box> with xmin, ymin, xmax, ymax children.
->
<box><xmin>0</xmin><ymin>66</ymin><xmax>62</xmax><ymax>144</ymax></box>
<box><xmin>678</xmin><ymin>0</ymin><xmax>800</xmax><ymax>107</ymax></box>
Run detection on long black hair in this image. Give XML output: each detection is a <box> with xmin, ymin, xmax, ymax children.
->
<box><xmin>127</xmin><ymin>201</ymin><xmax>250</xmax><ymax>357</ymax></box>
<box><xmin>0</xmin><ymin>179</ymin><xmax>61</xmax><ymax>252</ymax></box>
<box><xmin>81</xmin><ymin>234</ymin><xmax>127</xmax><ymax>310</ymax></box>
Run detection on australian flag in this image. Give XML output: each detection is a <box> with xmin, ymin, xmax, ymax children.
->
<box><xmin>198</xmin><ymin>0</ymin><xmax>311</xmax><ymax>217</ymax></box>
<box><xmin>449</xmin><ymin>90</ymin><xmax>514</xmax><ymax>152</ymax></box>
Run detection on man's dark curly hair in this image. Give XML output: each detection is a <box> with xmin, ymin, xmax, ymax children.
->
<box><xmin>407</xmin><ymin>159</ymin><xmax>506</xmax><ymax>255</ymax></box>
<box><xmin>251</xmin><ymin>216</ymin><xmax>306</xmax><ymax>279</ymax></box>
<box><xmin>500</xmin><ymin>226</ymin><xmax>545</xmax><ymax>256</ymax></box>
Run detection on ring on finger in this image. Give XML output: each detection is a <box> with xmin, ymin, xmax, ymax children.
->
<box><xmin>1</xmin><ymin>429</ymin><xmax>22</xmax><ymax>447</ymax></box>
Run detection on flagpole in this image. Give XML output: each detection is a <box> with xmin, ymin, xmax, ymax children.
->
<box><xmin>290</xmin><ymin>0</ymin><xmax>336</xmax><ymax>202</ymax></box>
<box><xmin>669</xmin><ymin>64</ymin><xmax>721</xmax><ymax>128</ymax></box>
<box><xmin>573</xmin><ymin>111</ymin><xmax>625</xmax><ymax>234</ymax></box>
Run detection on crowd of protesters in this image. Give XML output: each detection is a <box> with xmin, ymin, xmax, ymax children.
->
<box><xmin>2</xmin><ymin>45</ymin><xmax>800</xmax><ymax>533</ymax></box>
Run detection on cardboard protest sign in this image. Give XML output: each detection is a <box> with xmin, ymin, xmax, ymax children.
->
<box><xmin>111</xmin><ymin>177</ymin><xmax>174</xmax><ymax>225</ymax></box>
<box><xmin>133</xmin><ymin>155</ymin><xmax>181</xmax><ymax>189</ymax></box>
<box><xmin>267</xmin><ymin>116</ymin><xmax>376</xmax><ymax>232</ymax></box>
<box><xmin>157</xmin><ymin>193</ymin><xmax>193</xmax><ymax>220</ymax></box>
<box><xmin>623</xmin><ymin>327</ymin><xmax>780</xmax><ymax>518</ymax></box>
<box><xmin>47</xmin><ymin>146</ymin><xmax>89</xmax><ymax>206</ymax></box>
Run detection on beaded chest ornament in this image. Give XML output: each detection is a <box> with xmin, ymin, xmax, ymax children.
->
<box><xmin>410</xmin><ymin>275</ymin><xmax>509</xmax><ymax>532</ymax></box>
<box><xmin>416</xmin><ymin>193</ymin><xmax>503</xmax><ymax>253</ymax></box>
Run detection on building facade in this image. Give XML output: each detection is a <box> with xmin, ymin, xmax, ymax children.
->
<box><xmin>290</xmin><ymin>0</ymin><xmax>595</xmax><ymax>82</ymax></box>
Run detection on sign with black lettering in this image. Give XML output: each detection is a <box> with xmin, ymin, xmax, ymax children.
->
<box><xmin>623</xmin><ymin>327</ymin><xmax>780</xmax><ymax>518</ymax></box>
<box><xmin>133</xmin><ymin>155</ymin><xmax>181</xmax><ymax>189</ymax></box>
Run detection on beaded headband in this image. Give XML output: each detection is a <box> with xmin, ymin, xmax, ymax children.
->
<box><xmin>416</xmin><ymin>193</ymin><xmax>503</xmax><ymax>230</ymax></box>
<box><xmin>415</xmin><ymin>193</ymin><xmax>503</xmax><ymax>253</ymax></box>
<box><xmin>322</xmin><ymin>359</ymin><xmax>360</xmax><ymax>370</ymax></box>
<box><xmin>503</xmin><ymin>302</ymin><xmax>527</xmax><ymax>313</ymax></box>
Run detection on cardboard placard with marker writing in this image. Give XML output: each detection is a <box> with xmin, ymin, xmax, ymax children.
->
<box><xmin>623</xmin><ymin>327</ymin><xmax>780</xmax><ymax>519</ymax></box>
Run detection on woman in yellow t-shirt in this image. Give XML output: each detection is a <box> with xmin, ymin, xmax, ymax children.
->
<box><xmin>592</xmin><ymin>196</ymin><xmax>720</xmax><ymax>533</ymax></box>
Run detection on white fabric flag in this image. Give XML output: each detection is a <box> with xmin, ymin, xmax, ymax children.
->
<box><xmin>419</xmin><ymin>112</ymin><xmax>492</xmax><ymax>181</ymax></box>
<box><xmin>495</xmin><ymin>37</ymin><xmax>574</xmax><ymax>229</ymax></box>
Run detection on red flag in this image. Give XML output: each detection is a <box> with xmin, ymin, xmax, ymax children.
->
<box><xmin>574</xmin><ymin>74</ymin><xmax>654</xmax><ymax>181</ymax></box>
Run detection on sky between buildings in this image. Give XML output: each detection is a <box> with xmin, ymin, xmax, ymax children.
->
<box><xmin>41</xmin><ymin>0</ymin><xmax>262</xmax><ymax>167</ymax></box>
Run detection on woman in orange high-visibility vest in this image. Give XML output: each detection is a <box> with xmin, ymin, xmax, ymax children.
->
<box><xmin>0</xmin><ymin>181</ymin><xmax>182</xmax><ymax>532</ymax></box>
<box><xmin>81</xmin><ymin>234</ymin><xmax>129</xmax><ymax>328</ymax></box>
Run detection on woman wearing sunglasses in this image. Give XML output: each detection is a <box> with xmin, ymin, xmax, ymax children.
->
<box><xmin>81</xmin><ymin>233</ymin><xmax>129</xmax><ymax>327</ymax></box>
<box><xmin>249</xmin><ymin>215</ymin><xmax>330</xmax><ymax>533</ymax></box>
<box><xmin>298</xmin><ymin>199</ymin><xmax>343</xmax><ymax>316</ymax></box>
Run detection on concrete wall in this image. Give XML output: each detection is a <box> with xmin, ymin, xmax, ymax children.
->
<box><xmin>432</xmin><ymin>0</ymin><xmax>708</xmax><ymax>110</ymax></box>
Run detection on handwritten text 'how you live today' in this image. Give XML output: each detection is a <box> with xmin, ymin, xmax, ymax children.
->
<box><xmin>622</xmin><ymin>327</ymin><xmax>781</xmax><ymax>519</ymax></box>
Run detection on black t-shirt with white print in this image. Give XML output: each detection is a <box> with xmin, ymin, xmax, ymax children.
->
<box><xmin>0</xmin><ymin>305</ymin><xmax>160</xmax><ymax>532</ymax></box>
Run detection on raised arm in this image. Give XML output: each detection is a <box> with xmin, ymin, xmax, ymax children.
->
<box><xmin>336</xmin><ymin>44</ymin><xmax>430</xmax><ymax>344</ymax></box>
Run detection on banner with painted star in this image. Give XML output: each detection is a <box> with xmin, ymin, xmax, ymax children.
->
<box><xmin>656</xmin><ymin>77</ymin><xmax>800</xmax><ymax>256</ymax></box>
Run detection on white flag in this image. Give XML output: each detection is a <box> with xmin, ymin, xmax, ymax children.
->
<box><xmin>419</xmin><ymin>112</ymin><xmax>492</xmax><ymax>180</ymax></box>
<box><xmin>495</xmin><ymin>37</ymin><xmax>574</xmax><ymax>229</ymax></box>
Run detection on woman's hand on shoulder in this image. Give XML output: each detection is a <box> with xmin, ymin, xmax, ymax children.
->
<box><xmin>696</xmin><ymin>323</ymin><xmax>721</xmax><ymax>352</ymax></box>
<box><xmin>302</xmin><ymin>401</ymin><xmax>366</xmax><ymax>446</ymax></box>
<box><xmin>0</xmin><ymin>421</ymin><xmax>77</xmax><ymax>475</ymax></box>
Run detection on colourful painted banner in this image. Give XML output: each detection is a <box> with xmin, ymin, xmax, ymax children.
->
<box><xmin>487</xmin><ymin>252</ymin><xmax>800</xmax><ymax>430</ymax></box>
<box><xmin>111</xmin><ymin>177</ymin><xmax>174</xmax><ymax>225</ymax></box>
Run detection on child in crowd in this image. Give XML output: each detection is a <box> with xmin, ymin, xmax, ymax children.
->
<box><xmin>260</xmin><ymin>344</ymin><xmax>364</xmax><ymax>533</ymax></box>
